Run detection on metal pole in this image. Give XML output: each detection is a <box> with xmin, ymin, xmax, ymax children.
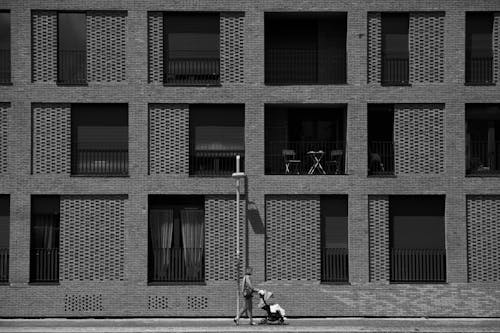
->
<box><xmin>235</xmin><ymin>155</ymin><xmax>240</xmax><ymax>318</ymax></box>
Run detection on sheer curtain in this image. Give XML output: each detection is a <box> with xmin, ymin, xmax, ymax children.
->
<box><xmin>180</xmin><ymin>208</ymin><xmax>204</xmax><ymax>279</ymax></box>
<box><xmin>33</xmin><ymin>215</ymin><xmax>58</xmax><ymax>249</ymax></box>
<box><xmin>149</xmin><ymin>209</ymin><xmax>174</xmax><ymax>274</ymax></box>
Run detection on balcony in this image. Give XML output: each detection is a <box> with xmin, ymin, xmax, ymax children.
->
<box><xmin>390</xmin><ymin>248</ymin><xmax>446</xmax><ymax>283</ymax></box>
<box><xmin>165</xmin><ymin>58</ymin><xmax>220</xmax><ymax>86</ymax></box>
<box><xmin>382</xmin><ymin>58</ymin><xmax>409</xmax><ymax>85</ymax></box>
<box><xmin>321</xmin><ymin>247</ymin><xmax>348</xmax><ymax>283</ymax></box>
<box><xmin>58</xmin><ymin>50</ymin><xmax>87</xmax><ymax>85</ymax></box>
<box><xmin>466</xmin><ymin>57</ymin><xmax>494</xmax><ymax>85</ymax></box>
<box><xmin>0</xmin><ymin>49</ymin><xmax>10</xmax><ymax>84</ymax></box>
<box><xmin>190</xmin><ymin>150</ymin><xmax>244</xmax><ymax>177</ymax></box>
<box><xmin>149</xmin><ymin>247</ymin><xmax>205</xmax><ymax>283</ymax></box>
<box><xmin>368</xmin><ymin>141</ymin><xmax>395</xmax><ymax>176</ymax></box>
<box><xmin>266</xmin><ymin>141</ymin><xmax>345</xmax><ymax>175</ymax></box>
<box><xmin>0</xmin><ymin>248</ymin><xmax>8</xmax><ymax>282</ymax></box>
<box><xmin>71</xmin><ymin>148</ymin><xmax>128</xmax><ymax>176</ymax></box>
<box><xmin>30</xmin><ymin>248</ymin><xmax>59</xmax><ymax>283</ymax></box>
<box><xmin>468</xmin><ymin>141</ymin><xmax>500</xmax><ymax>175</ymax></box>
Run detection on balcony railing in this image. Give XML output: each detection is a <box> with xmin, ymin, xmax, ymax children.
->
<box><xmin>466</xmin><ymin>57</ymin><xmax>493</xmax><ymax>85</ymax></box>
<box><xmin>58</xmin><ymin>50</ymin><xmax>87</xmax><ymax>85</ymax></box>
<box><xmin>0</xmin><ymin>248</ymin><xmax>8</xmax><ymax>282</ymax></box>
<box><xmin>390</xmin><ymin>248</ymin><xmax>446</xmax><ymax>283</ymax></box>
<box><xmin>266</xmin><ymin>141</ymin><xmax>345</xmax><ymax>175</ymax></box>
<box><xmin>190</xmin><ymin>150</ymin><xmax>244</xmax><ymax>177</ymax></box>
<box><xmin>467</xmin><ymin>141</ymin><xmax>500</xmax><ymax>175</ymax></box>
<box><xmin>0</xmin><ymin>49</ymin><xmax>10</xmax><ymax>84</ymax></box>
<box><xmin>321</xmin><ymin>247</ymin><xmax>348</xmax><ymax>282</ymax></box>
<box><xmin>149</xmin><ymin>248</ymin><xmax>205</xmax><ymax>282</ymax></box>
<box><xmin>368</xmin><ymin>141</ymin><xmax>394</xmax><ymax>175</ymax></box>
<box><xmin>382</xmin><ymin>58</ymin><xmax>409</xmax><ymax>85</ymax></box>
<box><xmin>165</xmin><ymin>58</ymin><xmax>220</xmax><ymax>85</ymax></box>
<box><xmin>265</xmin><ymin>48</ymin><xmax>346</xmax><ymax>84</ymax></box>
<box><xmin>31</xmin><ymin>248</ymin><xmax>59</xmax><ymax>283</ymax></box>
<box><xmin>71</xmin><ymin>148</ymin><xmax>128</xmax><ymax>176</ymax></box>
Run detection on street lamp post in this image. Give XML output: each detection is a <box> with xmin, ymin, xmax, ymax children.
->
<box><xmin>232</xmin><ymin>155</ymin><xmax>246</xmax><ymax>319</ymax></box>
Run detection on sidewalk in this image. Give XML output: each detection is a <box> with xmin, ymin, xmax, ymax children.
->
<box><xmin>0</xmin><ymin>318</ymin><xmax>499</xmax><ymax>333</ymax></box>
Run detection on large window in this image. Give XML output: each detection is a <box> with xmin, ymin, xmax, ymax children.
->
<box><xmin>0</xmin><ymin>11</ymin><xmax>10</xmax><ymax>84</ymax></box>
<box><xmin>0</xmin><ymin>195</ymin><xmax>9</xmax><ymax>283</ymax></box>
<box><xmin>466</xmin><ymin>13</ymin><xmax>494</xmax><ymax>85</ymax></box>
<box><xmin>381</xmin><ymin>13</ymin><xmax>409</xmax><ymax>85</ymax></box>
<box><xmin>58</xmin><ymin>12</ymin><xmax>86</xmax><ymax>84</ymax></box>
<box><xmin>30</xmin><ymin>196</ymin><xmax>60</xmax><ymax>283</ymax></box>
<box><xmin>148</xmin><ymin>196</ymin><xmax>205</xmax><ymax>283</ymax></box>
<box><xmin>368</xmin><ymin>105</ymin><xmax>394</xmax><ymax>175</ymax></box>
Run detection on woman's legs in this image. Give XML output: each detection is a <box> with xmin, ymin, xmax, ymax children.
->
<box><xmin>235</xmin><ymin>297</ymin><xmax>254</xmax><ymax>324</ymax></box>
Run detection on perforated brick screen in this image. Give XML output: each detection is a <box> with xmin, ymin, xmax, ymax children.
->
<box><xmin>205</xmin><ymin>195</ymin><xmax>245</xmax><ymax>281</ymax></box>
<box><xmin>493</xmin><ymin>13</ymin><xmax>500</xmax><ymax>84</ymax></box>
<box><xmin>32</xmin><ymin>11</ymin><xmax>57</xmax><ymax>82</ymax></box>
<box><xmin>368</xmin><ymin>196</ymin><xmax>390</xmax><ymax>282</ymax></box>
<box><xmin>60</xmin><ymin>195</ymin><xmax>126</xmax><ymax>281</ymax></box>
<box><xmin>220</xmin><ymin>13</ymin><xmax>244</xmax><ymax>84</ymax></box>
<box><xmin>0</xmin><ymin>103</ymin><xmax>8</xmax><ymax>174</ymax></box>
<box><xmin>409</xmin><ymin>12</ymin><xmax>444</xmax><ymax>83</ymax></box>
<box><xmin>265</xmin><ymin>195</ymin><xmax>320</xmax><ymax>281</ymax></box>
<box><xmin>149</xmin><ymin>104</ymin><xmax>189</xmax><ymax>174</ymax></box>
<box><xmin>148</xmin><ymin>12</ymin><xmax>164</xmax><ymax>83</ymax></box>
<box><xmin>394</xmin><ymin>104</ymin><xmax>445</xmax><ymax>174</ymax></box>
<box><xmin>187</xmin><ymin>296</ymin><xmax>208</xmax><ymax>310</ymax></box>
<box><xmin>32</xmin><ymin>103</ymin><xmax>71</xmax><ymax>174</ymax></box>
<box><xmin>148</xmin><ymin>296</ymin><xmax>168</xmax><ymax>310</ymax></box>
<box><xmin>367</xmin><ymin>12</ymin><xmax>382</xmax><ymax>84</ymax></box>
<box><xmin>87</xmin><ymin>12</ymin><xmax>127</xmax><ymax>82</ymax></box>
<box><xmin>64</xmin><ymin>294</ymin><xmax>103</xmax><ymax>312</ymax></box>
<box><xmin>467</xmin><ymin>196</ymin><xmax>500</xmax><ymax>282</ymax></box>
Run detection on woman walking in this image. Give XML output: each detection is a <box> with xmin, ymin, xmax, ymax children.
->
<box><xmin>234</xmin><ymin>267</ymin><xmax>258</xmax><ymax>325</ymax></box>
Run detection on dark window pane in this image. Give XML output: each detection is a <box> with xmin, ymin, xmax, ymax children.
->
<box><xmin>0</xmin><ymin>12</ymin><xmax>10</xmax><ymax>83</ymax></box>
<box><xmin>58</xmin><ymin>13</ymin><xmax>86</xmax><ymax>51</ymax></box>
<box><xmin>382</xmin><ymin>14</ymin><xmax>409</xmax><ymax>58</ymax></box>
<box><xmin>0</xmin><ymin>196</ymin><xmax>9</xmax><ymax>249</ymax></box>
<box><xmin>467</xmin><ymin>13</ymin><xmax>493</xmax><ymax>57</ymax></box>
<box><xmin>321</xmin><ymin>196</ymin><xmax>348</xmax><ymax>248</ymax></box>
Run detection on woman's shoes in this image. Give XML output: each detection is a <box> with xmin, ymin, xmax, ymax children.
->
<box><xmin>233</xmin><ymin>318</ymin><xmax>239</xmax><ymax>326</ymax></box>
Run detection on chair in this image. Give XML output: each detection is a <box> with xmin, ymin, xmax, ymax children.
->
<box><xmin>325</xmin><ymin>150</ymin><xmax>343</xmax><ymax>174</ymax></box>
<box><xmin>368</xmin><ymin>152</ymin><xmax>384</xmax><ymax>174</ymax></box>
<box><xmin>282</xmin><ymin>149</ymin><xmax>301</xmax><ymax>174</ymax></box>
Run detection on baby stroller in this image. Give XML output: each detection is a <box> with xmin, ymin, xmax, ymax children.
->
<box><xmin>257</xmin><ymin>290</ymin><xmax>287</xmax><ymax>325</ymax></box>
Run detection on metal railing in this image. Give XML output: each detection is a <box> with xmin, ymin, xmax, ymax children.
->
<box><xmin>466</xmin><ymin>57</ymin><xmax>493</xmax><ymax>85</ymax></box>
<box><xmin>467</xmin><ymin>141</ymin><xmax>500</xmax><ymax>175</ymax></box>
<box><xmin>390</xmin><ymin>248</ymin><xmax>446</xmax><ymax>283</ymax></box>
<box><xmin>58</xmin><ymin>50</ymin><xmax>87</xmax><ymax>84</ymax></box>
<box><xmin>0</xmin><ymin>49</ymin><xmax>10</xmax><ymax>84</ymax></box>
<box><xmin>321</xmin><ymin>248</ymin><xmax>348</xmax><ymax>282</ymax></box>
<box><xmin>190</xmin><ymin>150</ymin><xmax>244</xmax><ymax>177</ymax></box>
<box><xmin>265</xmin><ymin>48</ymin><xmax>346</xmax><ymax>84</ymax></box>
<box><xmin>165</xmin><ymin>58</ymin><xmax>220</xmax><ymax>85</ymax></box>
<box><xmin>382</xmin><ymin>58</ymin><xmax>409</xmax><ymax>85</ymax></box>
<box><xmin>31</xmin><ymin>248</ymin><xmax>59</xmax><ymax>283</ymax></box>
<box><xmin>368</xmin><ymin>141</ymin><xmax>394</xmax><ymax>175</ymax></box>
<box><xmin>71</xmin><ymin>148</ymin><xmax>128</xmax><ymax>176</ymax></box>
<box><xmin>266</xmin><ymin>141</ymin><xmax>345</xmax><ymax>175</ymax></box>
<box><xmin>0</xmin><ymin>248</ymin><xmax>8</xmax><ymax>282</ymax></box>
<box><xmin>149</xmin><ymin>248</ymin><xmax>205</xmax><ymax>282</ymax></box>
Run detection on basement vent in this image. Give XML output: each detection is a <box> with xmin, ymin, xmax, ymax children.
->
<box><xmin>148</xmin><ymin>296</ymin><xmax>169</xmax><ymax>310</ymax></box>
<box><xmin>64</xmin><ymin>294</ymin><xmax>103</xmax><ymax>312</ymax></box>
<box><xmin>187</xmin><ymin>296</ymin><xmax>208</xmax><ymax>310</ymax></box>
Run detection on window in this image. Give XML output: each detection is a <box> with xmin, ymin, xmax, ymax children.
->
<box><xmin>71</xmin><ymin>104</ymin><xmax>128</xmax><ymax>176</ymax></box>
<box><xmin>148</xmin><ymin>196</ymin><xmax>205</xmax><ymax>283</ymax></box>
<box><xmin>321</xmin><ymin>196</ymin><xmax>348</xmax><ymax>283</ymax></box>
<box><xmin>189</xmin><ymin>104</ymin><xmax>244</xmax><ymax>176</ymax></box>
<box><xmin>466</xmin><ymin>13</ymin><xmax>494</xmax><ymax>84</ymax></box>
<box><xmin>30</xmin><ymin>196</ymin><xmax>60</xmax><ymax>283</ymax></box>
<box><xmin>0</xmin><ymin>11</ymin><xmax>10</xmax><ymax>84</ymax></box>
<box><xmin>164</xmin><ymin>13</ymin><xmax>220</xmax><ymax>85</ymax></box>
<box><xmin>368</xmin><ymin>105</ymin><xmax>394</xmax><ymax>175</ymax></box>
<box><xmin>58</xmin><ymin>12</ymin><xmax>86</xmax><ymax>84</ymax></box>
<box><xmin>390</xmin><ymin>196</ymin><xmax>446</xmax><ymax>283</ymax></box>
<box><xmin>381</xmin><ymin>13</ymin><xmax>409</xmax><ymax>85</ymax></box>
<box><xmin>0</xmin><ymin>195</ymin><xmax>9</xmax><ymax>283</ymax></box>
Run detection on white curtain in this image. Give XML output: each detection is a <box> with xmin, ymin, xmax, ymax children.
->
<box><xmin>180</xmin><ymin>209</ymin><xmax>204</xmax><ymax>279</ymax></box>
<box><xmin>149</xmin><ymin>209</ymin><xmax>174</xmax><ymax>272</ymax></box>
<box><xmin>33</xmin><ymin>215</ymin><xmax>57</xmax><ymax>249</ymax></box>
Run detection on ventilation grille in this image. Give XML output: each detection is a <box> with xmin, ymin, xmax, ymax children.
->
<box><xmin>220</xmin><ymin>13</ymin><xmax>244</xmax><ymax>84</ymax></box>
<box><xmin>64</xmin><ymin>294</ymin><xmax>103</xmax><ymax>312</ymax></box>
<box><xmin>148</xmin><ymin>296</ymin><xmax>169</xmax><ymax>310</ymax></box>
<box><xmin>148</xmin><ymin>12</ymin><xmax>164</xmax><ymax>83</ymax></box>
<box><xmin>369</xmin><ymin>196</ymin><xmax>390</xmax><ymax>282</ymax></box>
<box><xmin>0</xmin><ymin>103</ymin><xmax>9</xmax><ymax>174</ymax></box>
<box><xmin>187</xmin><ymin>296</ymin><xmax>208</xmax><ymax>310</ymax></box>
<box><xmin>367</xmin><ymin>12</ymin><xmax>382</xmax><ymax>84</ymax></box>
<box><xmin>32</xmin><ymin>11</ymin><xmax>57</xmax><ymax>82</ymax></box>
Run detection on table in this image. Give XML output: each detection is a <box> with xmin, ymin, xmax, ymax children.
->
<box><xmin>307</xmin><ymin>150</ymin><xmax>326</xmax><ymax>175</ymax></box>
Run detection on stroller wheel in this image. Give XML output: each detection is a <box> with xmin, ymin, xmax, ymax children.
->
<box><xmin>259</xmin><ymin>318</ymin><xmax>267</xmax><ymax>325</ymax></box>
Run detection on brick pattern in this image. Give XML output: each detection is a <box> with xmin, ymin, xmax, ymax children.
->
<box><xmin>394</xmin><ymin>104</ymin><xmax>445</xmax><ymax>174</ymax></box>
<box><xmin>187</xmin><ymin>296</ymin><xmax>208</xmax><ymax>310</ymax></box>
<box><xmin>0</xmin><ymin>103</ymin><xmax>8</xmax><ymax>174</ymax></box>
<box><xmin>467</xmin><ymin>196</ymin><xmax>500</xmax><ymax>282</ymax></box>
<box><xmin>87</xmin><ymin>12</ymin><xmax>127</xmax><ymax>83</ymax></box>
<box><xmin>149</xmin><ymin>104</ymin><xmax>189</xmax><ymax>174</ymax></box>
<box><xmin>409</xmin><ymin>12</ymin><xmax>445</xmax><ymax>83</ymax></box>
<box><xmin>369</xmin><ymin>196</ymin><xmax>390</xmax><ymax>282</ymax></box>
<box><xmin>32</xmin><ymin>11</ymin><xmax>57</xmax><ymax>82</ymax></box>
<box><xmin>60</xmin><ymin>195</ymin><xmax>126</xmax><ymax>281</ymax></box>
<box><xmin>220</xmin><ymin>13</ymin><xmax>244</xmax><ymax>84</ymax></box>
<box><xmin>265</xmin><ymin>195</ymin><xmax>320</xmax><ymax>281</ymax></box>
<box><xmin>205</xmin><ymin>196</ymin><xmax>245</xmax><ymax>281</ymax></box>
<box><xmin>367</xmin><ymin>12</ymin><xmax>382</xmax><ymax>84</ymax></box>
<box><xmin>493</xmin><ymin>13</ymin><xmax>500</xmax><ymax>84</ymax></box>
<box><xmin>32</xmin><ymin>104</ymin><xmax>71</xmax><ymax>174</ymax></box>
<box><xmin>148</xmin><ymin>12</ymin><xmax>164</xmax><ymax>83</ymax></box>
<box><xmin>148</xmin><ymin>296</ymin><xmax>168</xmax><ymax>310</ymax></box>
<box><xmin>64</xmin><ymin>294</ymin><xmax>103</xmax><ymax>312</ymax></box>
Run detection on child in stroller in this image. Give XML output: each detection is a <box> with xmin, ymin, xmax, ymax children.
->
<box><xmin>257</xmin><ymin>290</ymin><xmax>287</xmax><ymax>325</ymax></box>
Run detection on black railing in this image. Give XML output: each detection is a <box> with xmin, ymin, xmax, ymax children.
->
<box><xmin>58</xmin><ymin>50</ymin><xmax>87</xmax><ymax>85</ymax></box>
<box><xmin>467</xmin><ymin>141</ymin><xmax>500</xmax><ymax>175</ymax></box>
<box><xmin>369</xmin><ymin>141</ymin><xmax>394</xmax><ymax>175</ymax></box>
<box><xmin>0</xmin><ymin>49</ymin><xmax>10</xmax><ymax>84</ymax></box>
<box><xmin>150</xmin><ymin>248</ymin><xmax>205</xmax><ymax>282</ymax></box>
<box><xmin>390</xmin><ymin>248</ymin><xmax>446</xmax><ymax>283</ymax></box>
<box><xmin>466</xmin><ymin>57</ymin><xmax>493</xmax><ymax>85</ymax></box>
<box><xmin>190</xmin><ymin>150</ymin><xmax>244</xmax><ymax>177</ymax></box>
<box><xmin>71</xmin><ymin>148</ymin><xmax>128</xmax><ymax>176</ymax></box>
<box><xmin>382</xmin><ymin>58</ymin><xmax>409</xmax><ymax>85</ymax></box>
<box><xmin>165</xmin><ymin>58</ymin><xmax>220</xmax><ymax>85</ymax></box>
<box><xmin>321</xmin><ymin>248</ymin><xmax>348</xmax><ymax>282</ymax></box>
<box><xmin>30</xmin><ymin>248</ymin><xmax>59</xmax><ymax>283</ymax></box>
<box><xmin>0</xmin><ymin>248</ymin><xmax>8</xmax><ymax>282</ymax></box>
<box><xmin>265</xmin><ymin>48</ymin><xmax>346</xmax><ymax>84</ymax></box>
<box><xmin>266</xmin><ymin>141</ymin><xmax>345</xmax><ymax>175</ymax></box>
